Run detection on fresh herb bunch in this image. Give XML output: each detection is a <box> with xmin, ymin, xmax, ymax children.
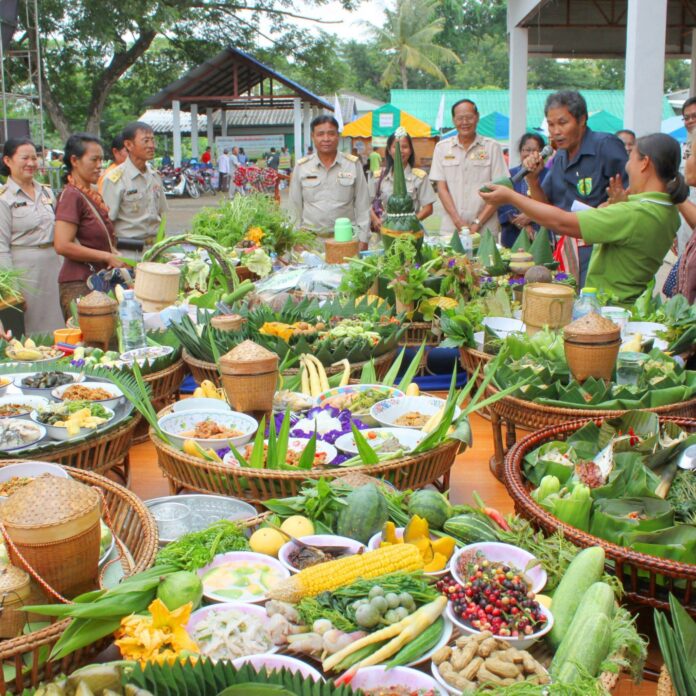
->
<box><xmin>667</xmin><ymin>469</ymin><xmax>696</xmax><ymax>524</ymax></box>
<box><xmin>387</xmin><ymin>259</ymin><xmax>439</xmax><ymax>307</ymax></box>
<box><xmin>339</xmin><ymin>255</ymin><xmax>381</xmax><ymax>296</ymax></box>
<box><xmin>0</xmin><ymin>267</ymin><xmax>25</xmax><ymax>301</ymax></box>
<box><xmin>156</xmin><ymin>520</ymin><xmax>250</xmax><ymax>571</ymax></box>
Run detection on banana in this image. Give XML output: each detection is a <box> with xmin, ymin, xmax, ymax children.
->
<box><xmin>405</xmin><ymin>382</ymin><xmax>420</xmax><ymax>397</ymax></box>
<box><xmin>300</xmin><ymin>361</ymin><xmax>311</xmax><ymax>396</ymax></box>
<box><xmin>15</xmin><ymin>349</ymin><xmax>43</xmax><ymax>361</ymax></box>
<box><xmin>332</xmin><ymin>359</ymin><xmax>351</xmax><ymax>387</ymax></box>
<box><xmin>302</xmin><ymin>355</ymin><xmax>321</xmax><ymax>397</ymax></box>
<box><xmin>24</xmin><ymin>338</ymin><xmax>36</xmax><ymax>349</ymax></box>
<box><xmin>306</xmin><ymin>354</ymin><xmax>329</xmax><ymax>392</ymax></box>
<box><xmin>200</xmin><ymin>380</ymin><xmax>220</xmax><ymax>399</ymax></box>
<box><xmin>193</xmin><ymin>387</ymin><xmax>206</xmax><ymax>398</ymax></box>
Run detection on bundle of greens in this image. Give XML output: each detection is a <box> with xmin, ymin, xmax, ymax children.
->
<box><xmin>0</xmin><ymin>267</ymin><xmax>25</xmax><ymax>302</ymax></box>
<box><xmin>655</xmin><ymin>594</ymin><xmax>696</xmax><ymax>696</ymax></box>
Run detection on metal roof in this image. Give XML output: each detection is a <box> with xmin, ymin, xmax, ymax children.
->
<box><xmin>139</xmin><ymin>96</ymin><xmax>357</xmax><ymax>135</ymax></box>
<box><xmin>145</xmin><ymin>46</ymin><xmax>333</xmax><ymax>111</ymax></box>
<box><xmin>389</xmin><ymin>89</ymin><xmax>675</xmax><ymax>130</ymax></box>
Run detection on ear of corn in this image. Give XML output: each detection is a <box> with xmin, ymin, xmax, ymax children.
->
<box><xmin>267</xmin><ymin>544</ymin><xmax>423</xmax><ymax>603</ymax></box>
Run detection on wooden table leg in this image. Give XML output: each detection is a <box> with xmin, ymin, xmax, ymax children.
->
<box><xmin>489</xmin><ymin>411</ymin><xmax>506</xmax><ymax>481</ymax></box>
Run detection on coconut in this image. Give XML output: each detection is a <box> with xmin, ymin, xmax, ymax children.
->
<box><xmin>524</xmin><ymin>265</ymin><xmax>553</xmax><ymax>284</ymax></box>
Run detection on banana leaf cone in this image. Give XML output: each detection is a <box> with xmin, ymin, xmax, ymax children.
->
<box><xmin>590</xmin><ymin>497</ymin><xmax>675</xmax><ymax>546</ymax></box>
<box><xmin>539</xmin><ymin>482</ymin><xmax>592</xmax><ymax>531</ymax></box>
<box><xmin>511</xmin><ymin>227</ymin><xmax>532</xmax><ymax>252</ymax></box>
<box><xmin>627</xmin><ymin>524</ymin><xmax>696</xmax><ymax>564</ymax></box>
<box><xmin>530</xmin><ymin>227</ymin><xmax>555</xmax><ymax>266</ymax></box>
<box><xmin>381</xmin><ymin>141</ymin><xmax>424</xmax><ymax>251</ymax></box>
<box><xmin>477</xmin><ymin>228</ymin><xmax>506</xmax><ymax>276</ymax></box>
<box><xmin>449</xmin><ymin>229</ymin><xmax>465</xmax><ymax>254</ymax></box>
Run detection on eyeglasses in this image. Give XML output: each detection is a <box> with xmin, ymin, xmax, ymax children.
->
<box><xmin>454</xmin><ymin>116</ymin><xmax>477</xmax><ymax>124</ymax></box>
<box><xmin>683</xmin><ymin>113</ymin><xmax>696</xmax><ymax>123</ymax></box>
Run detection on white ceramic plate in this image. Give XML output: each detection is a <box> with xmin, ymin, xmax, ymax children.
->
<box><xmin>13</xmin><ymin>372</ymin><xmax>83</xmax><ymax>397</ymax></box>
<box><xmin>349</xmin><ymin>666</ymin><xmax>446</xmax><ymax>695</ymax></box>
<box><xmin>316</xmin><ymin>384</ymin><xmax>405</xmax><ymax>426</ymax></box>
<box><xmin>0</xmin><ymin>419</ymin><xmax>46</xmax><ymax>452</ymax></box>
<box><xmin>277</xmin><ymin>534</ymin><xmax>365</xmax><ymax>574</ymax></box>
<box><xmin>0</xmin><ymin>396</ymin><xmax>50</xmax><ymax>419</ymax></box>
<box><xmin>158</xmin><ymin>410</ymin><xmax>258</xmax><ymax>450</ymax></box>
<box><xmin>449</xmin><ymin>542</ymin><xmax>547</xmax><ymax>594</ymax></box>
<box><xmin>232</xmin><ymin>654</ymin><xmax>323</xmax><ymax>681</ymax></box>
<box><xmin>370</xmin><ymin>396</ymin><xmax>461</xmax><ymax>430</ymax></box>
<box><xmin>197</xmin><ymin>551</ymin><xmax>290</xmax><ymax>604</ymax></box>
<box><xmin>31</xmin><ymin>406</ymin><xmax>115</xmax><ymax>442</ymax></box>
<box><xmin>120</xmin><ymin>345</ymin><xmax>174</xmax><ymax>366</ymax></box>
<box><xmin>334</xmin><ymin>427</ymin><xmax>424</xmax><ymax>456</ymax></box>
<box><xmin>52</xmin><ymin>381</ymin><xmax>124</xmax><ymax>411</ymax></box>
<box><xmin>223</xmin><ymin>437</ymin><xmax>337</xmax><ymax>468</ymax></box>
<box><xmin>171</xmin><ymin>398</ymin><xmax>231</xmax><ymax>413</ymax></box>
<box><xmin>406</xmin><ymin>614</ymin><xmax>453</xmax><ymax>666</ymax></box>
<box><xmin>482</xmin><ymin>317</ymin><xmax>525</xmax><ymax>335</ymax></box>
<box><xmin>625</xmin><ymin>321</ymin><xmax>668</xmax><ymax>339</ymax></box>
<box><xmin>187</xmin><ymin>602</ymin><xmax>280</xmax><ymax>660</ymax></box>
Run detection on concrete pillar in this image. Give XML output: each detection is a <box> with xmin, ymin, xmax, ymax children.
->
<box><xmin>206</xmin><ymin>107</ymin><xmax>214</xmax><ymax>148</ymax></box>
<box><xmin>293</xmin><ymin>98</ymin><xmax>302</xmax><ymax>162</ymax></box>
<box><xmin>221</xmin><ymin>110</ymin><xmax>228</xmax><ymax>138</ymax></box>
<box><xmin>172</xmin><ymin>99</ymin><xmax>182</xmax><ymax>167</ymax></box>
<box><xmin>303</xmin><ymin>103</ymin><xmax>312</xmax><ymax>156</ymax></box>
<box><xmin>690</xmin><ymin>30</ymin><xmax>696</xmax><ymax>97</ymax></box>
<box><xmin>508</xmin><ymin>26</ymin><xmax>528</xmax><ymax>167</ymax></box>
<box><xmin>190</xmin><ymin>103</ymin><xmax>199</xmax><ymax>159</ymax></box>
<box><xmin>624</xmin><ymin>0</ymin><xmax>667</xmax><ymax>136</ymax></box>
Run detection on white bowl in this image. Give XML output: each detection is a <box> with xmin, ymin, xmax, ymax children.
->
<box><xmin>0</xmin><ymin>378</ymin><xmax>11</xmax><ymax>397</ymax></box>
<box><xmin>625</xmin><ymin>321</ymin><xmax>668</xmax><ymax>339</ymax></box>
<box><xmin>223</xmin><ymin>437</ymin><xmax>338</xmax><ymax>468</ymax></box>
<box><xmin>334</xmin><ymin>427</ymin><xmax>424</xmax><ymax>456</ymax></box>
<box><xmin>158</xmin><ymin>410</ymin><xmax>258</xmax><ymax>450</ymax></box>
<box><xmin>449</xmin><ymin>542</ymin><xmax>547</xmax><ymax>594</ymax></box>
<box><xmin>0</xmin><ymin>420</ymin><xmax>46</xmax><ymax>452</ymax></box>
<box><xmin>0</xmin><ymin>396</ymin><xmax>50</xmax><ymax>419</ymax></box>
<box><xmin>197</xmin><ymin>551</ymin><xmax>290</xmax><ymax>604</ymax></box>
<box><xmin>232</xmin><ymin>654</ymin><xmax>323</xmax><ymax>681</ymax></box>
<box><xmin>474</xmin><ymin>331</ymin><xmax>485</xmax><ymax>352</ymax></box>
<box><xmin>52</xmin><ymin>381</ymin><xmax>124</xmax><ymax>411</ymax></box>
<box><xmin>120</xmin><ymin>345</ymin><xmax>174</xmax><ymax>366</ymax></box>
<box><xmin>278</xmin><ymin>534</ymin><xmax>365</xmax><ymax>574</ymax></box>
<box><xmin>445</xmin><ymin>600</ymin><xmax>554</xmax><ymax>651</ymax></box>
<box><xmin>367</xmin><ymin>528</ymin><xmax>449</xmax><ymax>577</ymax></box>
<box><xmin>31</xmin><ymin>406</ymin><xmax>115</xmax><ymax>442</ymax></box>
<box><xmin>482</xmin><ymin>317</ymin><xmax>525</xmax><ymax>336</ymax></box>
<box><xmin>13</xmin><ymin>372</ymin><xmax>83</xmax><ymax>397</ymax></box>
<box><xmin>187</xmin><ymin>602</ymin><xmax>280</xmax><ymax>660</ymax></box>
<box><xmin>171</xmin><ymin>398</ymin><xmax>231</xmax><ymax>413</ymax></box>
<box><xmin>316</xmin><ymin>384</ymin><xmax>405</xmax><ymax>426</ymax></box>
<box><xmin>349</xmin><ymin>666</ymin><xmax>446</xmax><ymax>696</ymax></box>
<box><xmin>0</xmin><ymin>461</ymin><xmax>69</xmax><ymax>488</ymax></box>
<box><xmin>370</xmin><ymin>396</ymin><xmax>461</xmax><ymax>431</ymax></box>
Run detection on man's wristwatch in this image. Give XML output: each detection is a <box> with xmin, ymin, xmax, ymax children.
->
<box><xmin>472</xmin><ymin>218</ymin><xmax>481</xmax><ymax>227</ymax></box>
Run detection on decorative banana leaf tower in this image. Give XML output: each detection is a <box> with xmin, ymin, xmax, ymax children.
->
<box><xmin>380</xmin><ymin>142</ymin><xmax>424</xmax><ymax>251</ymax></box>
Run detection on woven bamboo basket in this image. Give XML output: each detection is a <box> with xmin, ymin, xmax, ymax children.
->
<box><xmin>0</xmin><ymin>462</ymin><xmax>158</xmax><ymax>695</ymax></box>
<box><xmin>0</xmin><ymin>415</ymin><xmax>140</xmax><ymax>482</ymax></box>
<box><xmin>400</xmin><ymin>322</ymin><xmax>440</xmax><ymax>347</ymax></box>
<box><xmin>133</xmin><ymin>359</ymin><xmax>187</xmax><ymax>444</ymax></box>
<box><xmin>657</xmin><ymin>666</ymin><xmax>675</xmax><ymax>696</ymax></box>
<box><xmin>150</xmin><ymin>427</ymin><xmax>461</xmax><ymax>504</ymax></box>
<box><xmin>503</xmin><ymin>416</ymin><xmax>696</xmax><ymax>616</ymax></box>
<box><xmin>182</xmin><ymin>349</ymin><xmax>221</xmax><ymax>387</ymax></box>
<box><xmin>459</xmin><ymin>346</ymin><xmax>493</xmax><ymax>419</ymax></box>
<box><xmin>486</xmin><ymin>382</ymin><xmax>696</xmax><ymax>479</ymax></box>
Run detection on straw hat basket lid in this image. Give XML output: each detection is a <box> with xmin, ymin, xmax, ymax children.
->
<box><xmin>0</xmin><ymin>476</ymin><xmax>101</xmax><ymax>599</ymax></box>
<box><xmin>220</xmin><ymin>340</ymin><xmax>279</xmax><ymax>375</ymax></box>
<box><xmin>563</xmin><ymin>311</ymin><xmax>621</xmax><ymax>344</ymax></box>
<box><xmin>0</xmin><ymin>564</ymin><xmax>30</xmax><ymax>638</ymax></box>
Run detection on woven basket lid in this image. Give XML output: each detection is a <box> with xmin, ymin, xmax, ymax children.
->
<box><xmin>525</xmin><ymin>282</ymin><xmax>575</xmax><ymax>299</ymax></box>
<box><xmin>0</xmin><ymin>476</ymin><xmax>100</xmax><ymax>529</ymax></box>
<box><xmin>219</xmin><ymin>340</ymin><xmax>279</xmax><ymax>375</ymax></box>
<box><xmin>136</xmin><ymin>261</ymin><xmax>181</xmax><ymax>277</ymax></box>
<box><xmin>0</xmin><ymin>564</ymin><xmax>29</xmax><ymax>595</ymax></box>
<box><xmin>564</xmin><ymin>311</ymin><xmax>621</xmax><ymax>344</ymax></box>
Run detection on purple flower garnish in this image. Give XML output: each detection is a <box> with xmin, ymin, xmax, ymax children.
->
<box><xmin>448</xmin><ymin>258</ymin><xmax>456</xmax><ymax>268</ymax></box>
<box><xmin>555</xmin><ymin>272</ymin><xmax>568</xmax><ymax>281</ymax></box>
<box><xmin>71</xmin><ymin>359</ymin><xmax>85</xmax><ymax>368</ymax></box>
<box><xmin>508</xmin><ymin>277</ymin><xmax>525</xmax><ymax>286</ymax></box>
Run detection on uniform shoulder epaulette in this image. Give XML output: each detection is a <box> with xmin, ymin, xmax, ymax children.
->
<box><xmin>411</xmin><ymin>168</ymin><xmax>426</xmax><ymax>178</ymax></box>
<box><xmin>107</xmin><ymin>167</ymin><xmax>123</xmax><ymax>183</ymax></box>
<box><xmin>297</xmin><ymin>156</ymin><xmax>311</xmax><ymax>165</ymax></box>
<box><xmin>345</xmin><ymin>153</ymin><xmax>359</xmax><ymax>162</ymax></box>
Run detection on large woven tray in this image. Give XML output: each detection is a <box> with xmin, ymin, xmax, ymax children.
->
<box><xmin>400</xmin><ymin>322</ymin><xmax>440</xmax><ymax>347</ymax></box>
<box><xmin>133</xmin><ymin>359</ymin><xmax>187</xmax><ymax>444</ymax></box>
<box><xmin>150</xmin><ymin>430</ymin><xmax>461</xmax><ymax>505</ymax></box>
<box><xmin>183</xmin><ymin>348</ymin><xmax>397</xmax><ymax>390</ymax></box>
<box><xmin>486</xmin><ymin>382</ymin><xmax>696</xmax><ymax>479</ymax></box>
<box><xmin>503</xmin><ymin>416</ymin><xmax>696</xmax><ymax>616</ymax></box>
<box><xmin>0</xmin><ymin>463</ymin><xmax>158</xmax><ymax>694</ymax></box>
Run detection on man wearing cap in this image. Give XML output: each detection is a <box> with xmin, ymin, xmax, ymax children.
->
<box><xmin>430</xmin><ymin>99</ymin><xmax>508</xmax><ymax>238</ymax></box>
<box><xmin>289</xmin><ymin>115</ymin><xmax>370</xmax><ymax>248</ymax></box>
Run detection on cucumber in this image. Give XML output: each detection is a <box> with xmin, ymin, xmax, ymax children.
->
<box><xmin>555</xmin><ymin>613</ymin><xmax>612</xmax><ymax>683</ymax></box>
<box><xmin>550</xmin><ymin>581</ymin><xmax>616</xmax><ymax>675</ymax></box>
<box><xmin>548</xmin><ymin>546</ymin><xmax>606</xmax><ymax>650</ymax></box>
<box><xmin>443</xmin><ymin>514</ymin><xmax>499</xmax><ymax>544</ymax></box>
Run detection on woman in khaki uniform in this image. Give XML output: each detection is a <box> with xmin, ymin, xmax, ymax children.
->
<box><xmin>0</xmin><ymin>139</ymin><xmax>63</xmax><ymax>334</ymax></box>
<box><xmin>368</xmin><ymin>129</ymin><xmax>436</xmax><ymax>234</ymax></box>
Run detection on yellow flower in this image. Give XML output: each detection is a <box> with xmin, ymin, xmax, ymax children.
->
<box><xmin>245</xmin><ymin>226</ymin><xmax>265</xmax><ymax>244</ymax></box>
<box><xmin>115</xmin><ymin>598</ymin><xmax>199</xmax><ymax>666</ymax></box>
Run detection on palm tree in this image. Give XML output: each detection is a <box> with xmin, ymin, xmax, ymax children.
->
<box><xmin>367</xmin><ymin>0</ymin><xmax>461</xmax><ymax>89</ymax></box>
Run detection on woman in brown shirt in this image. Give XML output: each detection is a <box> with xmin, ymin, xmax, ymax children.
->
<box><xmin>675</xmin><ymin>140</ymin><xmax>696</xmax><ymax>303</ymax></box>
<box><xmin>54</xmin><ymin>133</ymin><xmax>127</xmax><ymax>318</ymax></box>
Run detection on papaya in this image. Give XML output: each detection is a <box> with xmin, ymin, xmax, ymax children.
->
<box><xmin>403</xmin><ymin>515</ymin><xmax>430</xmax><ymax>543</ymax></box>
<box><xmin>424</xmin><ymin>552</ymin><xmax>448</xmax><ymax>573</ymax></box>
<box><xmin>409</xmin><ymin>537</ymin><xmax>434</xmax><ymax>564</ymax></box>
<box><xmin>382</xmin><ymin>521</ymin><xmax>400</xmax><ymax>545</ymax></box>
<box><xmin>431</xmin><ymin>536</ymin><xmax>456</xmax><ymax>560</ymax></box>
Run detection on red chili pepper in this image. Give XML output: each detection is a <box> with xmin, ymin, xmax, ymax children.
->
<box><xmin>483</xmin><ymin>506</ymin><xmax>510</xmax><ymax>531</ymax></box>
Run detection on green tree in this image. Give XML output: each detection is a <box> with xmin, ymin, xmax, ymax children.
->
<box><xmin>366</xmin><ymin>0</ymin><xmax>461</xmax><ymax>88</ymax></box>
<box><xmin>340</xmin><ymin>41</ymin><xmax>389</xmax><ymax>100</ymax></box>
<box><xmin>9</xmin><ymin>0</ymin><xmax>358</xmax><ymax>139</ymax></box>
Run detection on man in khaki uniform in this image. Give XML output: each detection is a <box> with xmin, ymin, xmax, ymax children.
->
<box><xmin>102</xmin><ymin>121</ymin><xmax>166</xmax><ymax>249</ymax></box>
<box><xmin>430</xmin><ymin>99</ymin><xmax>508</xmax><ymax>236</ymax></box>
<box><xmin>289</xmin><ymin>115</ymin><xmax>370</xmax><ymax>247</ymax></box>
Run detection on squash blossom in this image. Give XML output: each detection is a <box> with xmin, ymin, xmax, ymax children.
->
<box><xmin>115</xmin><ymin>598</ymin><xmax>199</xmax><ymax>666</ymax></box>
<box><xmin>245</xmin><ymin>226</ymin><xmax>265</xmax><ymax>244</ymax></box>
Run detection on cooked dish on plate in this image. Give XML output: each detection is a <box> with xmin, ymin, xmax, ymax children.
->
<box><xmin>180</xmin><ymin>419</ymin><xmax>244</xmax><ymax>440</ymax></box>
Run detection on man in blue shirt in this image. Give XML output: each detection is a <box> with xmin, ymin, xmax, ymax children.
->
<box><xmin>521</xmin><ymin>90</ymin><xmax>628</xmax><ymax>286</ymax></box>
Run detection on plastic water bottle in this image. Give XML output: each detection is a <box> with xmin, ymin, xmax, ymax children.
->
<box><xmin>572</xmin><ymin>287</ymin><xmax>601</xmax><ymax>320</ymax></box>
<box><xmin>269</xmin><ymin>251</ymin><xmax>282</xmax><ymax>272</ymax></box>
<box><xmin>119</xmin><ymin>290</ymin><xmax>147</xmax><ymax>351</ymax></box>
<box><xmin>459</xmin><ymin>226</ymin><xmax>473</xmax><ymax>259</ymax></box>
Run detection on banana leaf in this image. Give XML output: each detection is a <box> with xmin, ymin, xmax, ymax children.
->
<box><xmin>627</xmin><ymin>524</ymin><xmax>696</xmax><ymax>564</ymax></box>
<box><xmin>477</xmin><ymin>229</ymin><xmax>506</xmax><ymax>275</ymax></box>
<box><xmin>590</xmin><ymin>497</ymin><xmax>675</xmax><ymax>545</ymax></box>
<box><xmin>586</xmin><ymin>452</ymin><xmax>661</xmax><ymax>500</ymax></box>
<box><xmin>598</xmin><ymin>411</ymin><xmax>659</xmax><ymax>449</ymax></box>
<box><xmin>449</xmin><ymin>229</ymin><xmax>465</xmax><ymax>254</ymax></box>
<box><xmin>539</xmin><ymin>482</ymin><xmax>592</xmax><ymax>531</ymax></box>
<box><xmin>647</xmin><ymin>431</ymin><xmax>696</xmax><ymax>470</ymax></box>
<box><xmin>523</xmin><ymin>441</ymin><xmax>576</xmax><ymax>486</ymax></box>
<box><xmin>529</xmin><ymin>227</ymin><xmax>555</xmax><ymax>265</ymax></box>
<box><xmin>511</xmin><ymin>227</ymin><xmax>532</xmax><ymax>252</ymax></box>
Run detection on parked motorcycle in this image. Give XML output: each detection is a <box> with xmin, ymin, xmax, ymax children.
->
<box><xmin>160</xmin><ymin>165</ymin><xmax>186</xmax><ymax>197</ymax></box>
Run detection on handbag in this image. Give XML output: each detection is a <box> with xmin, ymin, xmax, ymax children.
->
<box><xmin>662</xmin><ymin>258</ymin><xmax>680</xmax><ymax>298</ymax></box>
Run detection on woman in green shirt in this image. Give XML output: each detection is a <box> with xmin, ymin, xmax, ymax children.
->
<box><xmin>480</xmin><ymin>133</ymin><xmax>687</xmax><ymax>306</ymax></box>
